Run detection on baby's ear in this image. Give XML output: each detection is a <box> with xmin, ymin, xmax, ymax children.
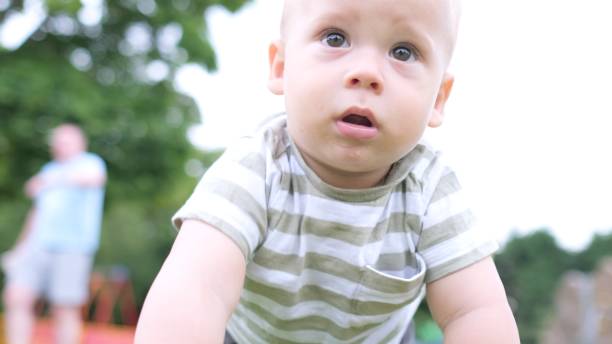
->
<box><xmin>428</xmin><ymin>73</ymin><xmax>454</xmax><ymax>128</ymax></box>
<box><xmin>267</xmin><ymin>40</ymin><xmax>285</xmax><ymax>95</ymax></box>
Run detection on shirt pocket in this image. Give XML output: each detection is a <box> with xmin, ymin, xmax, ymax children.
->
<box><xmin>351</xmin><ymin>253</ymin><xmax>426</xmax><ymax>315</ymax></box>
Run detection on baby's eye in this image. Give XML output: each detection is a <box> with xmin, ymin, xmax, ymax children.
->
<box><xmin>322</xmin><ymin>31</ymin><xmax>348</xmax><ymax>48</ymax></box>
<box><xmin>390</xmin><ymin>45</ymin><xmax>417</xmax><ymax>62</ymax></box>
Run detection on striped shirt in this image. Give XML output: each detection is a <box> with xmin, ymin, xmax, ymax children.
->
<box><xmin>173</xmin><ymin>115</ymin><xmax>498</xmax><ymax>343</ymax></box>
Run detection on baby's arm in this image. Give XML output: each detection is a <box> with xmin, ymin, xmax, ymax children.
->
<box><xmin>135</xmin><ymin>219</ymin><xmax>246</xmax><ymax>343</ymax></box>
<box><xmin>426</xmin><ymin>257</ymin><xmax>520</xmax><ymax>343</ymax></box>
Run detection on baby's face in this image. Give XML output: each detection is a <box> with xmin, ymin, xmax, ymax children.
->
<box><xmin>269</xmin><ymin>0</ymin><xmax>458</xmax><ymax>188</ymax></box>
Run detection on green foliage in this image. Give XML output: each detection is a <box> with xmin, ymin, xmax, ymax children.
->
<box><xmin>573</xmin><ymin>233</ymin><xmax>612</xmax><ymax>272</ymax></box>
<box><xmin>46</xmin><ymin>0</ymin><xmax>81</xmax><ymax>15</ymax></box>
<box><xmin>413</xmin><ymin>229</ymin><xmax>612</xmax><ymax>344</ymax></box>
<box><xmin>95</xmin><ymin>201</ymin><xmax>177</xmax><ymax>307</ymax></box>
<box><xmin>495</xmin><ymin>230</ymin><xmax>572</xmax><ymax>344</ymax></box>
<box><xmin>414</xmin><ymin>303</ymin><xmax>442</xmax><ymax>343</ymax></box>
<box><xmin>0</xmin><ymin>0</ymin><xmax>249</xmax><ymax>321</ymax></box>
<box><xmin>495</xmin><ymin>229</ymin><xmax>612</xmax><ymax>344</ymax></box>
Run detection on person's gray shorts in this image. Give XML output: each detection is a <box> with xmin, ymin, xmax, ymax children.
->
<box><xmin>5</xmin><ymin>247</ymin><xmax>94</xmax><ymax>307</ymax></box>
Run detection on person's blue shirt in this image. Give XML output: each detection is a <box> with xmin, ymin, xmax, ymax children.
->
<box><xmin>31</xmin><ymin>152</ymin><xmax>106</xmax><ymax>254</ymax></box>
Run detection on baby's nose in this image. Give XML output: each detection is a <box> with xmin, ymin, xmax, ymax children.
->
<box><xmin>343</xmin><ymin>55</ymin><xmax>384</xmax><ymax>94</ymax></box>
<box><xmin>346</xmin><ymin>76</ymin><xmax>381</xmax><ymax>92</ymax></box>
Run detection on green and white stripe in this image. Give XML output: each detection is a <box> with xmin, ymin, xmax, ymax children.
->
<box><xmin>173</xmin><ymin>115</ymin><xmax>498</xmax><ymax>343</ymax></box>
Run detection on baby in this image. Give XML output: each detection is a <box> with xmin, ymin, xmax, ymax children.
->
<box><xmin>136</xmin><ymin>0</ymin><xmax>520</xmax><ymax>343</ymax></box>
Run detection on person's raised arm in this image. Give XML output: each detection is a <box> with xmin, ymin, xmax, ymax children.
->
<box><xmin>66</xmin><ymin>169</ymin><xmax>106</xmax><ymax>187</ymax></box>
<box><xmin>25</xmin><ymin>168</ymin><xmax>106</xmax><ymax>196</ymax></box>
<box><xmin>426</xmin><ymin>257</ymin><xmax>520</xmax><ymax>344</ymax></box>
<box><xmin>64</xmin><ymin>160</ymin><xmax>107</xmax><ymax>187</ymax></box>
<box><xmin>135</xmin><ymin>219</ymin><xmax>246</xmax><ymax>343</ymax></box>
<box><xmin>25</xmin><ymin>174</ymin><xmax>45</xmax><ymax>198</ymax></box>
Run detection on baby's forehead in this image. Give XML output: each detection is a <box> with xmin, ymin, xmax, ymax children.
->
<box><xmin>280</xmin><ymin>0</ymin><xmax>460</xmax><ymax>60</ymax></box>
<box><xmin>281</xmin><ymin>0</ymin><xmax>460</xmax><ymax>19</ymax></box>
<box><xmin>281</xmin><ymin>0</ymin><xmax>460</xmax><ymax>38</ymax></box>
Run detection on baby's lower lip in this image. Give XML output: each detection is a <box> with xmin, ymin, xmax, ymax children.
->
<box><xmin>336</xmin><ymin>119</ymin><xmax>379</xmax><ymax>140</ymax></box>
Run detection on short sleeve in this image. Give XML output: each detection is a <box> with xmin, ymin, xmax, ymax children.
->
<box><xmin>82</xmin><ymin>154</ymin><xmax>106</xmax><ymax>176</ymax></box>
<box><xmin>416</xmin><ymin>156</ymin><xmax>498</xmax><ymax>283</ymax></box>
<box><xmin>172</xmin><ymin>137</ymin><xmax>268</xmax><ymax>261</ymax></box>
<box><xmin>42</xmin><ymin>153</ymin><xmax>106</xmax><ymax>183</ymax></box>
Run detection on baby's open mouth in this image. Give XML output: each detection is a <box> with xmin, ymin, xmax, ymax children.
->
<box><xmin>342</xmin><ymin>114</ymin><xmax>373</xmax><ymax>128</ymax></box>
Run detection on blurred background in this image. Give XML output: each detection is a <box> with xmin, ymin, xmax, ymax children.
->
<box><xmin>1</xmin><ymin>0</ymin><xmax>611</xmax><ymax>343</ymax></box>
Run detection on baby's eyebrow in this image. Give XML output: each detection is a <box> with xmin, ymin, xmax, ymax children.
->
<box><xmin>394</xmin><ymin>24</ymin><xmax>435</xmax><ymax>53</ymax></box>
<box><xmin>307</xmin><ymin>11</ymin><xmax>352</xmax><ymax>29</ymax></box>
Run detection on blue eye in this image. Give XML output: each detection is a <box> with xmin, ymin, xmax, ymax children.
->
<box><xmin>322</xmin><ymin>31</ymin><xmax>348</xmax><ymax>48</ymax></box>
<box><xmin>391</xmin><ymin>45</ymin><xmax>416</xmax><ymax>62</ymax></box>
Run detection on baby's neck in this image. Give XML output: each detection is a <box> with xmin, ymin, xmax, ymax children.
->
<box><xmin>301</xmin><ymin>153</ymin><xmax>392</xmax><ymax>189</ymax></box>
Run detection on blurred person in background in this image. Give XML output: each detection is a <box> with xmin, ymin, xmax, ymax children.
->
<box><xmin>2</xmin><ymin>123</ymin><xmax>107</xmax><ymax>344</ymax></box>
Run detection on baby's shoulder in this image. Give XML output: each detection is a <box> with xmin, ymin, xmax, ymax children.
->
<box><xmin>401</xmin><ymin>141</ymin><xmax>449</xmax><ymax>182</ymax></box>
<box><xmin>227</xmin><ymin>113</ymin><xmax>289</xmax><ymax>160</ymax></box>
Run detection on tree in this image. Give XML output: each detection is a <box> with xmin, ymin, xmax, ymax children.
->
<box><xmin>573</xmin><ymin>232</ymin><xmax>612</xmax><ymax>272</ymax></box>
<box><xmin>0</xmin><ymin>0</ymin><xmax>249</xmax><ymax>317</ymax></box>
<box><xmin>495</xmin><ymin>230</ymin><xmax>573</xmax><ymax>344</ymax></box>
<box><xmin>0</xmin><ymin>0</ymin><xmax>250</xmax><ymax>198</ymax></box>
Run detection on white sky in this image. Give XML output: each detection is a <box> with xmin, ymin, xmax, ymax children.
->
<box><xmin>176</xmin><ymin>0</ymin><xmax>612</xmax><ymax>251</ymax></box>
<box><xmin>0</xmin><ymin>0</ymin><xmax>45</xmax><ymax>49</ymax></box>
